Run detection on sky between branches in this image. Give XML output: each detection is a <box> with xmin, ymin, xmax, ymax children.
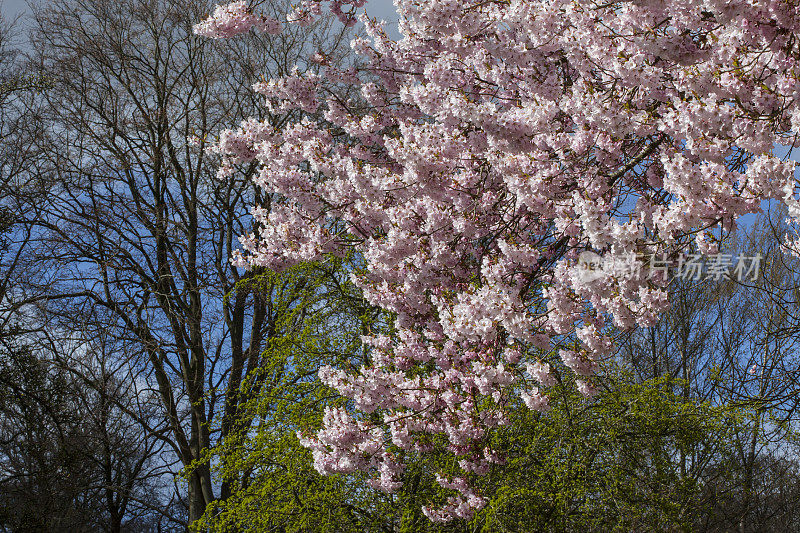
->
<box><xmin>2</xmin><ymin>0</ymin><xmax>402</xmax><ymax>37</ymax></box>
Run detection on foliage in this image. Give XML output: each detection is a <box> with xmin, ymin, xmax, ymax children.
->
<box><xmin>190</xmin><ymin>256</ymin><xmax>385</xmax><ymax>532</ymax></box>
<box><xmin>197</xmin><ymin>363</ymin><xmax>741</xmax><ymax>532</ymax></box>
<box><xmin>0</xmin><ymin>344</ymin><xmax>172</xmax><ymax>532</ymax></box>
<box><xmin>482</xmin><ymin>373</ymin><xmax>739</xmax><ymax>533</ymax></box>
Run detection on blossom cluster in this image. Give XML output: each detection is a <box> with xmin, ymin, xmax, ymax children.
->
<box><xmin>193</xmin><ymin>1</ymin><xmax>280</xmax><ymax>38</ymax></box>
<box><xmin>197</xmin><ymin>0</ymin><xmax>800</xmax><ymax>522</ymax></box>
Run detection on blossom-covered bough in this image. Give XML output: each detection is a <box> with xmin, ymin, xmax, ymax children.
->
<box><xmin>196</xmin><ymin>0</ymin><xmax>800</xmax><ymax>521</ymax></box>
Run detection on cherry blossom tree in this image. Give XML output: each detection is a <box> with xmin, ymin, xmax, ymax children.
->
<box><xmin>197</xmin><ymin>0</ymin><xmax>800</xmax><ymax>522</ymax></box>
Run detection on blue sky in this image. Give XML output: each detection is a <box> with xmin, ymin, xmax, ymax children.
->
<box><xmin>365</xmin><ymin>2</ymin><xmax>401</xmax><ymax>40</ymax></box>
<box><xmin>363</xmin><ymin>1</ymin><xmax>400</xmax><ymax>22</ymax></box>
<box><xmin>2</xmin><ymin>0</ymin><xmax>27</xmax><ymax>21</ymax></box>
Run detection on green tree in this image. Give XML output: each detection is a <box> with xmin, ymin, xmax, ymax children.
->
<box><xmin>197</xmin><ymin>352</ymin><xmax>742</xmax><ymax>532</ymax></box>
<box><xmin>190</xmin><ymin>257</ymin><xmax>387</xmax><ymax>532</ymax></box>
<box><xmin>481</xmin><ymin>373</ymin><xmax>739</xmax><ymax>533</ymax></box>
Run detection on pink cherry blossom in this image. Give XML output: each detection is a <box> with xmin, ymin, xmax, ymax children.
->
<box><xmin>198</xmin><ymin>0</ymin><xmax>800</xmax><ymax>521</ymax></box>
<box><xmin>193</xmin><ymin>1</ymin><xmax>281</xmax><ymax>38</ymax></box>
<box><xmin>576</xmin><ymin>380</ymin><xmax>598</xmax><ymax>398</ymax></box>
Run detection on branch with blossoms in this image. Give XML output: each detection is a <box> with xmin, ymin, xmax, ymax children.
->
<box><xmin>193</xmin><ymin>1</ymin><xmax>281</xmax><ymax>38</ymax></box>
<box><xmin>196</xmin><ymin>0</ymin><xmax>800</xmax><ymax>522</ymax></box>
